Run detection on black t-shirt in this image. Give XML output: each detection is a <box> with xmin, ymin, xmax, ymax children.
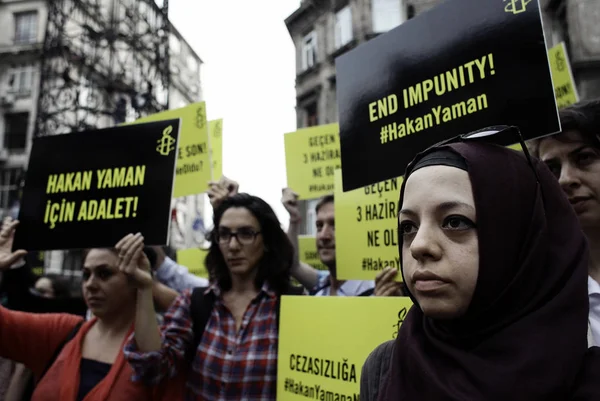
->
<box><xmin>77</xmin><ymin>359</ymin><xmax>112</xmax><ymax>401</ymax></box>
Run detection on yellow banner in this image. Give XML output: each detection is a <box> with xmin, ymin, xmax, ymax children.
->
<box><xmin>298</xmin><ymin>235</ymin><xmax>327</xmax><ymax>271</ymax></box>
<box><xmin>277</xmin><ymin>296</ymin><xmax>413</xmax><ymax>400</ymax></box>
<box><xmin>130</xmin><ymin>102</ymin><xmax>210</xmax><ymax>198</ymax></box>
<box><xmin>334</xmin><ymin>170</ymin><xmax>401</xmax><ymax>281</ymax></box>
<box><xmin>209</xmin><ymin>119</ymin><xmax>223</xmax><ymax>181</ymax></box>
<box><xmin>176</xmin><ymin>248</ymin><xmax>209</xmax><ymax>279</ymax></box>
<box><xmin>549</xmin><ymin>42</ymin><xmax>579</xmax><ymax>109</ymax></box>
<box><xmin>284</xmin><ymin>124</ymin><xmax>341</xmax><ymax>200</ymax></box>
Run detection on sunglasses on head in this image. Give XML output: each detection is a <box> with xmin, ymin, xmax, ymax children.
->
<box><xmin>408</xmin><ymin>125</ymin><xmax>540</xmax><ymax>183</ymax></box>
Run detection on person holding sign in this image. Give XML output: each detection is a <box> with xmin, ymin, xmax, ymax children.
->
<box><xmin>362</xmin><ymin>128</ymin><xmax>600</xmax><ymax>400</ymax></box>
<box><xmin>0</xmin><ymin>219</ymin><xmax>182</xmax><ymax>401</ymax></box>
<box><xmin>123</xmin><ymin>193</ymin><xmax>303</xmax><ymax>401</ymax></box>
<box><xmin>283</xmin><ymin>189</ymin><xmax>402</xmax><ymax>297</ymax></box>
<box><xmin>529</xmin><ymin>100</ymin><xmax>600</xmax><ymax>347</ymax></box>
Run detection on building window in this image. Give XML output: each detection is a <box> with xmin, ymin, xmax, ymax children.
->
<box><xmin>305</xmin><ymin>102</ymin><xmax>318</xmax><ymax>127</ymax></box>
<box><xmin>4</xmin><ymin>113</ymin><xmax>29</xmax><ymax>151</ymax></box>
<box><xmin>302</xmin><ymin>31</ymin><xmax>317</xmax><ymax>71</ymax></box>
<box><xmin>0</xmin><ymin>168</ymin><xmax>24</xmax><ymax>216</ymax></box>
<box><xmin>170</xmin><ymin>35</ymin><xmax>181</xmax><ymax>55</ymax></box>
<box><xmin>7</xmin><ymin>67</ymin><xmax>34</xmax><ymax>95</ymax></box>
<box><xmin>14</xmin><ymin>11</ymin><xmax>38</xmax><ymax>44</ymax></box>
<box><xmin>335</xmin><ymin>5</ymin><xmax>353</xmax><ymax>49</ymax></box>
<box><xmin>372</xmin><ymin>0</ymin><xmax>405</xmax><ymax>33</ymax></box>
<box><xmin>187</xmin><ymin>56</ymin><xmax>198</xmax><ymax>73</ymax></box>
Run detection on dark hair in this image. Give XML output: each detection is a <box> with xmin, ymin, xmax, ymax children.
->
<box><xmin>528</xmin><ymin>99</ymin><xmax>600</xmax><ymax>157</ymax></box>
<box><xmin>81</xmin><ymin>247</ymin><xmax>157</xmax><ymax>270</ymax></box>
<box><xmin>206</xmin><ymin>193</ymin><xmax>294</xmax><ymax>294</ymax></box>
<box><xmin>39</xmin><ymin>274</ymin><xmax>71</xmax><ymax>298</ymax></box>
<box><xmin>315</xmin><ymin>194</ymin><xmax>334</xmax><ymax>214</ymax></box>
<box><xmin>163</xmin><ymin>245</ymin><xmax>177</xmax><ymax>260</ymax></box>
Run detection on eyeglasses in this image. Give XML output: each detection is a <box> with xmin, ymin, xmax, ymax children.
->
<box><xmin>216</xmin><ymin>228</ymin><xmax>261</xmax><ymax>245</ymax></box>
<box><xmin>408</xmin><ymin>125</ymin><xmax>540</xmax><ymax>183</ymax></box>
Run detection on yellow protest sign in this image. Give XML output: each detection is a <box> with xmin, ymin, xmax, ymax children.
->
<box><xmin>209</xmin><ymin>119</ymin><xmax>223</xmax><ymax>181</ymax></box>
<box><xmin>176</xmin><ymin>248</ymin><xmax>209</xmax><ymax>279</ymax></box>
<box><xmin>277</xmin><ymin>296</ymin><xmax>413</xmax><ymax>400</ymax></box>
<box><xmin>334</xmin><ymin>169</ymin><xmax>401</xmax><ymax>281</ymax></box>
<box><xmin>549</xmin><ymin>42</ymin><xmax>579</xmax><ymax>109</ymax></box>
<box><xmin>130</xmin><ymin>102</ymin><xmax>210</xmax><ymax>198</ymax></box>
<box><xmin>298</xmin><ymin>235</ymin><xmax>327</xmax><ymax>271</ymax></box>
<box><xmin>284</xmin><ymin>124</ymin><xmax>341</xmax><ymax>200</ymax></box>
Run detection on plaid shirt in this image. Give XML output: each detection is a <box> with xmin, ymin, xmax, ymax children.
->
<box><xmin>124</xmin><ymin>282</ymin><xmax>279</xmax><ymax>401</ymax></box>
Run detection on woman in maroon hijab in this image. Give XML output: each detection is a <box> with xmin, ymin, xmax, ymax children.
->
<box><xmin>361</xmin><ymin>127</ymin><xmax>600</xmax><ymax>401</ymax></box>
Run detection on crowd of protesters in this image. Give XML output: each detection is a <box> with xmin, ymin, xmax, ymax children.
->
<box><xmin>0</xmin><ymin>100</ymin><xmax>596</xmax><ymax>400</ymax></box>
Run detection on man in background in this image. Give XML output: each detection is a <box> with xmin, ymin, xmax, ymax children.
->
<box><xmin>282</xmin><ymin>189</ymin><xmax>402</xmax><ymax>297</ymax></box>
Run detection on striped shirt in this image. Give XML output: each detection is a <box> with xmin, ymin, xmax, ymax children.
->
<box><xmin>124</xmin><ymin>283</ymin><xmax>279</xmax><ymax>400</ymax></box>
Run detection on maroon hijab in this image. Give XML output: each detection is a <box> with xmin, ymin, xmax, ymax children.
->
<box><xmin>380</xmin><ymin>142</ymin><xmax>600</xmax><ymax>401</ymax></box>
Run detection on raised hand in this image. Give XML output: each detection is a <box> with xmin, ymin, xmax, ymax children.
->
<box><xmin>116</xmin><ymin>233</ymin><xmax>153</xmax><ymax>289</ymax></box>
<box><xmin>282</xmin><ymin>188</ymin><xmax>301</xmax><ymax>223</ymax></box>
<box><xmin>207</xmin><ymin>176</ymin><xmax>239</xmax><ymax>210</ymax></box>
<box><xmin>0</xmin><ymin>217</ymin><xmax>27</xmax><ymax>270</ymax></box>
<box><xmin>374</xmin><ymin>266</ymin><xmax>405</xmax><ymax>297</ymax></box>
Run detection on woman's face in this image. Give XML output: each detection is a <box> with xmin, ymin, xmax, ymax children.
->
<box><xmin>82</xmin><ymin>249</ymin><xmax>135</xmax><ymax>318</ymax></box>
<box><xmin>538</xmin><ymin>130</ymin><xmax>600</xmax><ymax>233</ymax></box>
<box><xmin>34</xmin><ymin>277</ymin><xmax>55</xmax><ymax>298</ymax></box>
<box><xmin>399</xmin><ymin>165</ymin><xmax>479</xmax><ymax>320</ymax></box>
<box><xmin>217</xmin><ymin>207</ymin><xmax>264</xmax><ymax>280</ymax></box>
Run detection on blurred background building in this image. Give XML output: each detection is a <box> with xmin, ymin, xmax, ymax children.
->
<box><xmin>0</xmin><ymin>0</ymin><xmax>203</xmax><ymax>274</ymax></box>
<box><xmin>285</xmin><ymin>0</ymin><xmax>600</xmax><ymax>235</ymax></box>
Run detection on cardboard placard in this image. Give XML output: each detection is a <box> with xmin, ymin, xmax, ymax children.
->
<box><xmin>336</xmin><ymin>0</ymin><xmax>559</xmax><ymax>191</ymax></box>
<box><xmin>334</xmin><ymin>170</ymin><xmax>401</xmax><ymax>281</ymax></box>
<box><xmin>284</xmin><ymin>124</ymin><xmax>341</xmax><ymax>200</ymax></box>
<box><xmin>209</xmin><ymin>119</ymin><xmax>224</xmax><ymax>181</ymax></box>
<box><xmin>549</xmin><ymin>42</ymin><xmax>579</xmax><ymax>109</ymax></box>
<box><xmin>277</xmin><ymin>296</ymin><xmax>413</xmax><ymax>400</ymax></box>
<box><xmin>298</xmin><ymin>235</ymin><xmax>328</xmax><ymax>271</ymax></box>
<box><xmin>176</xmin><ymin>248</ymin><xmax>209</xmax><ymax>279</ymax></box>
<box><xmin>131</xmin><ymin>102</ymin><xmax>209</xmax><ymax>198</ymax></box>
<box><xmin>14</xmin><ymin>120</ymin><xmax>180</xmax><ymax>251</ymax></box>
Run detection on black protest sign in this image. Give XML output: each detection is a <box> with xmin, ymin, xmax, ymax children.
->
<box><xmin>335</xmin><ymin>0</ymin><xmax>559</xmax><ymax>191</ymax></box>
<box><xmin>14</xmin><ymin>120</ymin><xmax>180</xmax><ymax>251</ymax></box>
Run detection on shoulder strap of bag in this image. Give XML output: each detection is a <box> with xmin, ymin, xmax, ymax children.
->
<box><xmin>308</xmin><ymin>275</ymin><xmax>331</xmax><ymax>296</ymax></box>
<box><xmin>358</xmin><ymin>287</ymin><xmax>375</xmax><ymax>297</ymax></box>
<box><xmin>189</xmin><ymin>284</ymin><xmax>302</xmax><ymax>354</ymax></box>
<box><xmin>188</xmin><ymin>287</ymin><xmax>215</xmax><ymax>362</ymax></box>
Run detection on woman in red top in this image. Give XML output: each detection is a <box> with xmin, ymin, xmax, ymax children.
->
<box><xmin>0</xmin><ymin>217</ymin><xmax>182</xmax><ymax>401</ymax></box>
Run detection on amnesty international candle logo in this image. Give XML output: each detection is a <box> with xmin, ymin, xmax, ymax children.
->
<box><xmin>14</xmin><ymin>119</ymin><xmax>180</xmax><ymax>251</ymax></box>
<box><xmin>392</xmin><ymin>307</ymin><xmax>408</xmax><ymax>339</ymax></box>
<box><xmin>156</xmin><ymin>125</ymin><xmax>176</xmax><ymax>156</ymax></box>
<box><xmin>504</xmin><ymin>0</ymin><xmax>531</xmax><ymax>14</ymax></box>
<box><xmin>196</xmin><ymin>105</ymin><xmax>206</xmax><ymax>129</ymax></box>
<box><xmin>129</xmin><ymin>102</ymin><xmax>209</xmax><ymax>198</ymax></box>
<box><xmin>336</xmin><ymin>0</ymin><xmax>559</xmax><ymax>191</ymax></box>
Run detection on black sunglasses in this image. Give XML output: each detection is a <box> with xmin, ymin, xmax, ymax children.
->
<box><xmin>407</xmin><ymin>125</ymin><xmax>540</xmax><ymax>183</ymax></box>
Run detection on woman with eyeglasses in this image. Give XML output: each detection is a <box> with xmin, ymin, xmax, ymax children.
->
<box><xmin>361</xmin><ymin>128</ymin><xmax>600</xmax><ymax>401</ymax></box>
<box><xmin>528</xmin><ymin>99</ymin><xmax>600</xmax><ymax>347</ymax></box>
<box><xmin>122</xmin><ymin>193</ymin><xmax>303</xmax><ymax>401</ymax></box>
